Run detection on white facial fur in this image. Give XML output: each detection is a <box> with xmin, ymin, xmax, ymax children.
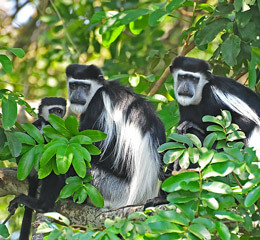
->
<box><xmin>172</xmin><ymin>69</ymin><xmax>209</xmax><ymax>106</ymax></box>
<box><xmin>68</xmin><ymin>78</ymin><xmax>103</xmax><ymax>115</ymax></box>
<box><xmin>41</xmin><ymin>105</ymin><xmax>66</xmax><ymax>121</ymax></box>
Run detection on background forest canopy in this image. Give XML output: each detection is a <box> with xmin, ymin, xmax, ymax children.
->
<box><xmin>1</xmin><ymin>0</ymin><xmax>260</xmax><ymax>239</ymax></box>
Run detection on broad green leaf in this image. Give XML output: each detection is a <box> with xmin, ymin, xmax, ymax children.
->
<box><xmin>158</xmin><ymin>142</ymin><xmax>185</xmax><ymax>153</ymax></box>
<box><xmin>60</xmin><ymin>182</ymin><xmax>82</xmax><ymax>199</ymax></box>
<box><xmin>248</xmin><ymin>56</ymin><xmax>256</xmax><ymax>89</ymax></box>
<box><xmin>188</xmin><ymin>224</ymin><xmax>211</xmax><ymax>240</ymax></box>
<box><xmin>244</xmin><ymin>185</ymin><xmax>260</xmax><ymax>207</ymax></box>
<box><xmin>179</xmin><ymin>150</ymin><xmax>190</xmax><ymax>169</ymax></box>
<box><xmin>206</xmin><ymin>125</ymin><xmax>224</xmax><ymax>132</ymax></box>
<box><xmin>42</xmin><ymin>125</ymin><xmax>66</xmax><ymax>139</ymax></box>
<box><xmin>70</xmin><ymin>135</ymin><xmax>92</xmax><ymax>145</ymax></box>
<box><xmin>0</xmin><ymin>47</ymin><xmax>25</xmax><ymax>58</ymax></box>
<box><xmin>202</xmin><ymin>181</ymin><xmax>232</xmax><ymax>194</ymax></box>
<box><xmin>38</xmin><ymin>160</ymin><xmax>53</xmax><ymax>179</ymax></box>
<box><xmin>71</xmin><ymin>146</ymin><xmax>86</xmax><ymax>178</ymax></box>
<box><xmin>162</xmin><ymin>172</ymin><xmax>199</xmax><ymax>192</ymax></box>
<box><xmin>48</xmin><ymin>114</ymin><xmax>71</xmax><ymax>138</ymax></box>
<box><xmin>234</xmin><ymin>0</ymin><xmax>242</xmax><ymax>11</ymax></box>
<box><xmin>0</xmin><ymin>128</ymin><xmax>6</xmax><ymax>151</ymax></box>
<box><xmin>215</xmin><ymin>221</ymin><xmax>231</xmax><ymax>240</ymax></box>
<box><xmin>119</xmin><ymin>9</ymin><xmax>150</xmax><ymax>25</ymax></box>
<box><xmin>66</xmin><ymin>176</ymin><xmax>84</xmax><ymax>184</ymax></box>
<box><xmin>211</xmin><ymin>152</ymin><xmax>231</xmax><ymax>163</ymax></box>
<box><xmin>167</xmin><ymin>191</ymin><xmax>198</xmax><ymax>204</ymax></box>
<box><xmin>0</xmin><ymin>224</ymin><xmax>10</xmax><ymax>238</ymax></box>
<box><xmin>224</xmin><ymin>147</ymin><xmax>243</xmax><ymax>162</ymax></box>
<box><xmin>43</xmin><ymin>212</ymin><xmax>70</xmax><ymax>226</ymax></box>
<box><xmin>186</xmin><ymin>134</ymin><xmax>202</xmax><ymax>148</ymax></box>
<box><xmin>202</xmin><ymin>115</ymin><xmax>224</xmax><ymax>127</ymax></box>
<box><xmin>202</xmin><ymin>162</ymin><xmax>235</xmax><ymax>178</ymax></box>
<box><xmin>85</xmin><ymin>144</ymin><xmax>101</xmax><ymax>155</ymax></box>
<box><xmin>221</xmin><ymin>35</ymin><xmax>241</xmax><ymax>66</ymax></box>
<box><xmin>194</xmin><ymin>18</ymin><xmax>230</xmax><ymax>46</ymax></box>
<box><xmin>74</xmin><ymin>186</ymin><xmax>88</xmax><ymax>204</ymax></box>
<box><xmin>56</xmin><ymin>144</ymin><xmax>73</xmax><ymax>174</ymax></box>
<box><xmin>0</xmin><ymin>54</ymin><xmax>12</xmax><ymax>73</ymax></box>
<box><xmin>192</xmin><ymin>218</ymin><xmax>216</xmax><ymax>233</ymax></box>
<box><xmin>12</xmin><ymin>132</ymin><xmax>36</xmax><ymax>145</ymax></box>
<box><xmin>79</xmin><ymin>130</ymin><xmax>107</xmax><ymax>142</ymax></box>
<box><xmin>158</xmin><ymin>210</ymin><xmax>189</xmax><ymax>226</ymax></box>
<box><xmin>201</xmin><ymin>195</ymin><xmax>219</xmax><ymax>210</ymax></box>
<box><xmin>22</xmin><ymin>122</ymin><xmax>44</xmax><ymax>144</ymax></box>
<box><xmin>215</xmin><ymin>211</ymin><xmax>244</xmax><ymax>222</ymax></box>
<box><xmin>148</xmin><ymin>221</ymin><xmax>183</xmax><ymax>234</ymax></box>
<box><xmin>242</xmin><ymin>176</ymin><xmax>260</xmax><ymax>193</ymax></box>
<box><xmin>5</xmin><ymin>131</ymin><xmax>22</xmax><ymax>157</ymax></box>
<box><xmin>17</xmin><ymin>147</ymin><xmax>35</xmax><ymax>180</ymax></box>
<box><xmin>40</xmin><ymin>143</ymin><xmax>60</xmax><ymax>166</ymax></box>
<box><xmin>203</xmin><ymin>132</ymin><xmax>217</xmax><ymax>149</ymax></box>
<box><xmin>91</xmin><ymin>11</ymin><xmax>107</xmax><ymax>24</ymax></box>
<box><xmin>166</xmin><ymin>0</ymin><xmax>185</xmax><ymax>12</ymax></box>
<box><xmin>85</xmin><ymin>183</ymin><xmax>104</xmax><ymax>207</ymax></box>
<box><xmin>222</xmin><ymin>110</ymin><xmax>232</xmax><ymax>128</ymax></box>
<box><xmin>33</xmin><ymin>144</ymin><xmax>44</xmax><ymax>171</ymax></box>
<box><xmin>71</xmin><ymin>143</ymin><xmax>91</xmax><ymax>162</ymax></box>
<box><xmin>168</xmin><ymin>133</ymin><xmax>193</xmax><ymax>147</ymax></box>
<box><xmin>149</xmin><ymin>9</ymin><xmax>167</xmax><ymax>27</ymax></box>
<box><xmin>102</xmin><ymin>25</ymin><xmax>125</xmax><ymax>47</ymax></box>
<box><xmin>129</xmin><ymin>15</ymin><xmax>148</xmax><ymax>35</ymax></box>
<box><xmin>198</xmin><ymin>150</ymin><xmax>214</xmax><ymax>169</ymax></box>
<box><xmin>227</xmin><ymin>131</ymin><xmax>246</xmax><ymax>141</ymax></box>
<box><xmin>163</xmin><ymin>149</ymin><xmax>184</xmax><ymax>164</ymax></box>
<box><xmin>65</xmin><ymin>115</ymin><xmax>79</xmax><ymax>135</ymax></box>
<box><xmin>2</xmin><ymin>97</ymin><xmax>17</xmax><ymax>130</ymax></box>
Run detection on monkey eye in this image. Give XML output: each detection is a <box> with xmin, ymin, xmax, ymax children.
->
<box><xmin>192</xmin><ymin>77</ymin><xmax>199</xmax><ymax>82</ymax></box>
<box><xmin>178</xmin><ymin>74</ymin><xmax>185</xmax><ymax>80</ymax></box>
<box><xmin>83</xmin><ymin>84</ymin><xmax>90</xmax><ymax>90</ymax></box>
<box><xmin>70</xmin><ymin>83</ymin><xmax>76</xmax><ymax>89</ymax></box>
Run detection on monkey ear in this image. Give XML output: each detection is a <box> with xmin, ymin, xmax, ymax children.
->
<box><xmin>169</xmin><ymin>65</ymin><xmax>173</xmax><ymax>73</ymax></box>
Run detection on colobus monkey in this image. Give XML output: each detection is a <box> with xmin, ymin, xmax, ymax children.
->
<box><xmin>170</xmin><ymin>56</ymin><xmax>260</xmax><ymax>154</ymax></box>
<box><xmin>33</xmin><ymin>97</ymin><xmax>67</xmax><ymax>132</ymax></box>
<box><xmin>8</xmin><ymin>97</ymin><xmax>67</xmax><ymax>240</ymax></box>
<box><xmin>66</xmin><ymin>64</ymin><xmax>166</xmax><ymax>208</ymax></box>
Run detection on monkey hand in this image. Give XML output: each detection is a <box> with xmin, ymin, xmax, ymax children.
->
<box><xmin>8</xmin><ymin>195</ymin><xmax>24</xmax><ymax>215</ymax></box>
<box><xmin>177</xmin><ymin>121</ymin><xmax>205</xmax><ymax>135</ymax></box>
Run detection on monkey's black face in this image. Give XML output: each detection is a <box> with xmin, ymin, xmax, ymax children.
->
<box><xmin>68</xmin><ymin>79</ymin><xmax>103</xmax><ymax>114</ymax></box>
<box><xmin>49</xmin><ymin>107</ymin><xmax>64</xmax><ymax>118</ymax></box>
<box><xmin>172</xmin><ymin>69</ymin><xmax>209</xmax><ymax>106</ymax></box>
<box><xmin>41</xmin><ymin>105</ymin><xmax>66</xmax><ymax>121</ymax></box>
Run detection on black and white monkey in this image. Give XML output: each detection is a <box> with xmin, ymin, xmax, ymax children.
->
<box><xmin>66</xmin><ymin>64</ymin><xmax>166</xmax><ymax>208</ymax></box>
<box><xmin>7</xmin><ymin>97</ymin><xmax>67</xmax><ymax>240</ymax></box>
<box><xmin>33</xmin><ymin>97</ymin><xmax>67</xmax><ymax>132</ymax></box>
<box><xmin>170</xmin><ymin>56</ymin><xmax>260</xmax><ymax>155</ymax></box>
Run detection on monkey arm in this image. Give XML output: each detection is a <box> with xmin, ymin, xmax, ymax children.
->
<box><xmin>177</xmin><ymin>120</ymin><xmax>205</xmax><ymax>135</ymax></box>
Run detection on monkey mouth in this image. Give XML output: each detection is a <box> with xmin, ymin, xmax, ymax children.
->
<box><xmin>70</xmin><ymin>100</ymin><xmax>86</xmax><ymax>105</ymax></box>
<box><xmin>178</xmin><ymin>92</ymin><xmax>193</xmax><ymax>98</ymax></box>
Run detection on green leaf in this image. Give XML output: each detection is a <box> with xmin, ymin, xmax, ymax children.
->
<box><xmin>0</xmin><ymin>224</ymin><xmax>10</xmax><ymax>238</ymax></box>
<box><xmin>60</xmin><ymin>182</ymin><xmax>82</xmax><ymax>199</ymax></box>
<box><xmin>167</xmin><ymin>191</ymin><xmax>198</xmax><ymax>204</ymax></box>
<box><xmin>203</xmin><ymin>132</ymin><xmax>217</xmax><ymax>149</ymax></box>
<box><xmin>244</xmin><ymin>185</ymin><xmax>260</xmax><ymax>207</ymax></box>
<box><xmin>149</xmin><ymin>9</ymin><xmax>167</xmax><ymax>27</ymax></box>
<box><xmin>40</xmin><ymin>143</ymin><xmax>60</xmax><ymax>166</ymax></box>
<box><xmin>17</xmin><ymin>147</ymin><xmax>35</xmax><ymax>180</ymax></box>
<box><xmin>119</xmin><ymin>9</ymin><xmax>150</xmax><ymax>25</ymax></box>
<box><xmin>56</xmin><ymin>144</ymin><xmax>73</xmax><ymax>174</ymax></box>
<box><xmin>12</xmin><ymin>132</ymin><xmax>36</xmax><ymax>146</ymax></box>
<box><xmin>148</xmin><ymin>221</ymin><xmax>183</xmax><ymax>234</ymax></box>
<box><xmin>188</xmin><ymin>224</ymin><xmax>211</xmax><ymax>240</ymax></box>
<box><xmin>163</xmin><ymin>149</ymin><xmax>184</xmax><ymax>164</ymax></box>
<box><xmin>33</xmin><ymin>144</ymin><xmax>44</xmax><ymax>171</ymax></box>
<box><xmin>71</xmin><ymin>146</ymin><xmax>86</xmax><ymax>178</ymax></box>
<box><xmin>215</xmin><ymin>221</ymin><xmax>231</xmax><ymax>240</ymax></box>
<box><xmin>71</xmin><ymin>143</ymin><xmax>91</xmax><ymax>162</ymax></box>
<box><xmin>158</xmin><ymin>210</ymin><xmax>189</xmax><ymax>226</ymax></box>
<box><xmin>129</xmin><ymin>15</ymin><xmax>148</xmax><ymax>35</ymax></box>
<box><xmin>85</xmin><ymin>144</ymin><xmax>101</xmax><ymax>155</ymax></box>
<box><xmin>186</xmin><ymin>134</ymin><xmax>202</xmax><ymax>148</ymax></box>
<box><xmin>48</xmin><ymin>114</ymin><xmax>71</xmax><ymax>138</ymax></box>
<box><xmin>215</xmin><ymin>211</ymin><xmax>244</xmax><ymax>222</ymax></box>
<box><xmin>65</xmin><ymin>115</ymin><xmax>79</xmax><ymax>135</ymax></box>
<box><xmin>206</xmin><ymin>125</ymin><xmax>224</xmax><ymax>132</ymax></box>
<box><xmin>168</xmin><ymin>133</ymin><xmax>193</xmax><ymax>147</ymax></box>
<box><xmin>166</xmin><ymin>0</ymin><xmax>185</xmax><ymax>12</ymax></box>
<box><xmin>198</xmin><ymin>150</ymin><xmax>214</xmax><ymax>169</ymax></box>
<box><xmin>201</xmin><ymin>195</ymin><xmax>219</xmax><ymax>210</ymax></box>
<box><xmin>38</xmin><ymin>160</ymin><xmax>53</xmax><ymax>179</ymax></box>
<box><xmin>248</xmin><ymin>55</ymin><xmax>257</xmax><ymax>89</ymax></box>
<box><xmin>158</xmin><ymin>142</ymin><xmax>185</xmax><ymax>153</ymax></box>
<box><xmin>5</xmin><ymin>132</ymin><xmax>22</xmax><ymax>157</ymax></box>
<box><xmin>202</xmin><ymin>115</ymin><xmax>224</xmax><ymax>127</ymax></box>
<box><xmin>74</xmin><ymin>186</ymin><xmax>88</xmax><ymax>204</ymax></box>
<box><xmin>192</xmin><ymin>218</ymin><xmax>216</xmax><ymax>233</ymax></box>
<box><xmin>179</xmin><ymin>150</ymin><xmax>190</xmax><ymax>169</ymax></box>
<box><xmin>202</xmin><ymin>181</ymin><xmax>232</xmax><ymax>194</ymax></box>
<box><xmin>42</xmin><ymin>125</ymin><xmax>66</xmax><ymax>139</ymax></box>
<box><xmin>0</xmin><ymin>54</ymin><xmax>12</xmax><ymax>73</ymax></box>
<box><xmin>2</xmin><ymin>96</ymin><xmax>17</xmax><ymax>130</ymax></box>
<box><xmin>91</xmin><ymin>11</ymin><xmax>107</xmax><ymax>24</ymax></box>
<box><xmin>234</xmin><ymin>0</ymin><xmax>242</xmax><ymax>11</ymax></box>
<box><xmin>102</xmin><ymin>25</ymin><xmax>125</xmax><ymax>47</ymax></box>
<box><xmin>79</xmin><ymin>130</ymin><xmax>107</xmax><ymax>142</ymax></box>
<box><xmin>0</xmin><ymin>128</ymin><xmax>6</xmax><ymax>152</ymax></box>
<box><xmin>85</xmin><ymin>183</ymin><xmax>104</xmax><ymax>207</ymax></box>
<box><xmin>0</xmin><ymin>47</ymin><xmax>25</xmax><ymax>58</ymax></box>
<box><xmin>221</xmin><ymin>35</ymin><xmax>241</xmax><ymax>66</ymax></box>
<box><xmin>162</xmin><ymin>172</ymin><xmax>200</xmax><ymax>192</ymax></box>
<box><xmin>22</xmin><ymin>122</ymin><xmax>44</xmax><ymax>144</ymax></box>
<box><xmin>194</xmin><ymin>18</ymin><xmax>230</xmax><ymax>46</ymax></box>
<box><xmin>70</xmin><ymin>135</ymin><xmax>92</xmax><ymax>145</ymax></box>
<box><xmin>202</xmin><ymin>162</ymin><xmax>235</xmax><ymax>178</ymax></box>
<box><xmin>44</xmin><ymin>212</ymin><xmax>70</xmax><ymax>226</ymax></box>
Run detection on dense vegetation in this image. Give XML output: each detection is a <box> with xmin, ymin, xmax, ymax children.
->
<box><xmin>0</xmin><ymin>0</ymin><xmax>260</xmax><ymax>239</ymax></box>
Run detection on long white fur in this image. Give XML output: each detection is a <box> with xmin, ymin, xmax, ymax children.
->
<box><xmin>98</xmin><ymin>92</ymin><xmax>161</xmax><ymax>207</ymax></box>
<box><xmin>68</xmin><ymin>78</ymin><xmax>102</xmax><ymax>115</ymax></box>
<box><xmin>41</xmin><ymin>105</ymin><xmax>66</xmax><ymax>121</ymax></box>
<box><xmin>211</xmin><ymin>86</ymin><xmax>260</xmax><ymax>126</ymax></box>
<box><xmin>172</xmin><ymin>69</ymin><xmax>209</xmax><ymax>106</ymax></box>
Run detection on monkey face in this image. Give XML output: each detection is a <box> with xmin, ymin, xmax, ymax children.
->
<box><xmin>172</xmin><ymin>69</ymin><xmax>209</xmax><ymax>106</ymax></box>
<box><xmin>68</xmin><ymin>79</ymin><xmax>103</xmax><ymax>114</ymax></box>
